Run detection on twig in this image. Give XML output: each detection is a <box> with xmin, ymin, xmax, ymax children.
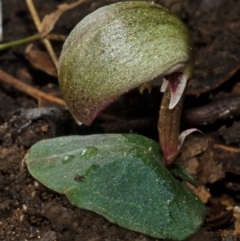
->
<box><xmin>47</xmin><ymin>33</ymin><xmax>66</xmax><ymax>41</ymax></box>
<box><xmin>25</xmin><ymin>0</ymin><xmax>58</xmax><ymax>68</ymax></box>
<box><xmin>0</xmin><ymin>69</ymin><xmax>66</xmax><ymax>107</ymax></box>
<box><xmin>184</xmin><ymin>95</ymin><xmax>240</xmax><ymax>125</ymax></box>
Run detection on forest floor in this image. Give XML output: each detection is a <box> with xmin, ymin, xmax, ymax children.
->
<box><xmin>1</xmin><ymin>0</ymin><xmax>240</xmax><ymax>240</ymax></box>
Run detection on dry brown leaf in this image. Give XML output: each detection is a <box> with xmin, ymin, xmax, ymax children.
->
<box><xmin>213</xmin><ymin>144</ymin><xmax>240</xmax><ymax>176</ymax></box>
<box><xmin>179</xmin><ymin>135</ymin><xmax>240</xmax><ymax>185</ymax></box>
<box><xmin>221</xmin><ymin>206</ymin><xmax>240</xmax><ymax>238</ymax></box>
<box><xmin>178</xmin><ymin>135</ymin><xmax>223</xmax><ymax>185</ymax></box>
<box><xmin>40</xmin><ymin>0</ymin><xmax>86</xmax><ymax>37</ymax></box>
<box><xmin>186</xmin><ymin>183</ymin><xmax>211</xmax><ymax>204</ymax></box>
<box><xmin>25</xmin><ymin>45</ymin><xmax>57</xmax><ymax>77</ymax></box>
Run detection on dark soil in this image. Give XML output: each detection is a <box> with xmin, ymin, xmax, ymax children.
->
<box><xmin>1</xmin><ymin>0</ymin><xmax>240</xmax><ymax>241</ymax></box>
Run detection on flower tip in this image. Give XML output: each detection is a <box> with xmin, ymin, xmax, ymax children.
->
<box><xmin>161</xmin><ymin>72</ymin><xmax>187</xmax><ymax>109</ymax></box>
<box><xmin>160</xmin><ymin>78</ymin><xmax>168</xmax><ymax>93</ymax></box>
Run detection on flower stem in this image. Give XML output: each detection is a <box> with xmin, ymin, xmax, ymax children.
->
<box><xmin>158</xmin><ymin>88</ymin><xmax>185</xmax><ymax>166</ymax></box>
<box><xmin>0</xmin><ymin>34</ymin><xmax>42</xmax><ymax>51</ymax></box>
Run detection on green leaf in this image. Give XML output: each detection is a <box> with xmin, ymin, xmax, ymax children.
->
<box><xmin>58</xmin><ymin>1</ymin><xmax>194</xmax><ymax>125</ymax></box>
<box><xmin>169</xmin><ymin>163</ymin><xmax>199</xmax><ymax>188</ymax></box>
<box><xmin>25</xmin><ymin>134</ymin><xmax>205</xmax><ymax>240</ymax></box>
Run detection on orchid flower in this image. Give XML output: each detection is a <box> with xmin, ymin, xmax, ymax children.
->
<box><xmin>58</xmin><ymin>1</ymin><xmax>197</xmax><ymax>166</ymax></box>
